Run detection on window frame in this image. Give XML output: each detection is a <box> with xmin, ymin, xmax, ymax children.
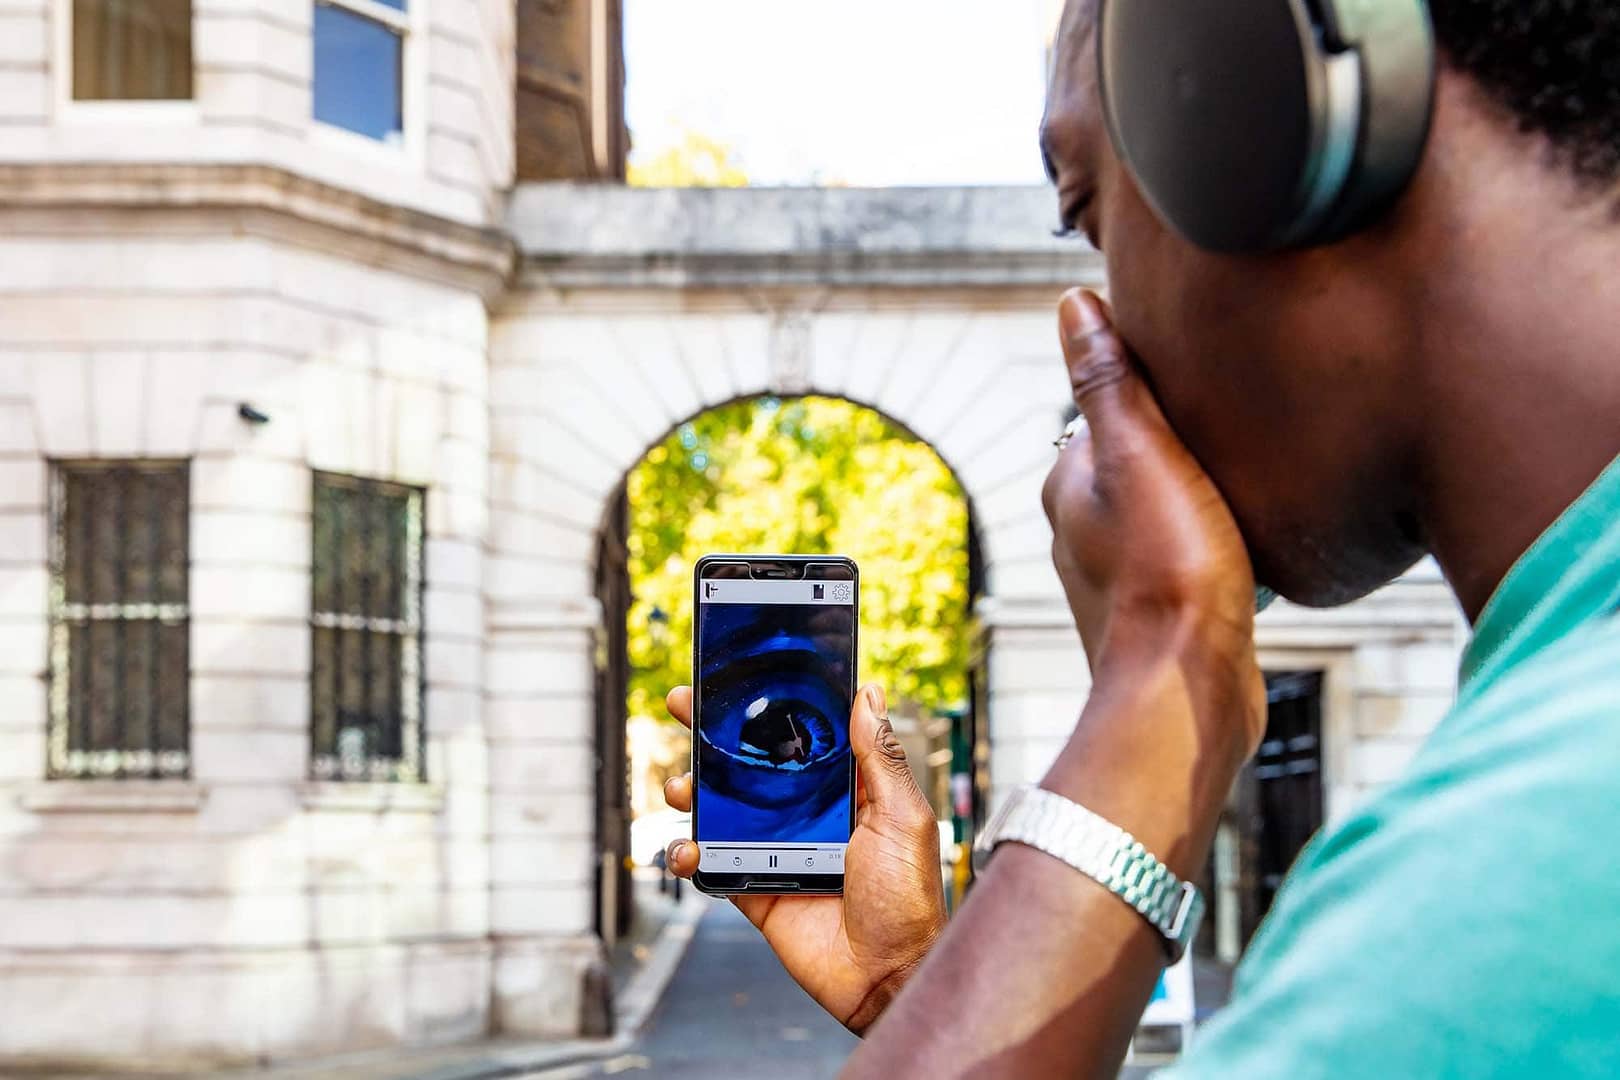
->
<box><xmin>52</xmin><ymin>0</ymin><xmax>201</xmax><ymax>126</ymax></box>
<box><xmin>308</xmin><ymin>470</ymin><xmax>427</xmax><ymax>785</ymax></box>
<box><xmin>46</xmin><ymin>459</ymin><xmax>193</xmax><ymax>781</ymax></box>
<box><xmin>309</xmin><ymin>0</ymin><xmax>427</xmax><ymax>163</ymax></box>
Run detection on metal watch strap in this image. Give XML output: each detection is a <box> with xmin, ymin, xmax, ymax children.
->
<box><xmin>973</xmin><ymin>786</ymin><xmax>1204</xmax><ymax>963</ymax></box>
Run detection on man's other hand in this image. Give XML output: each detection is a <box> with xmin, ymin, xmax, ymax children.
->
<box><xmin>661</xmin><ymin>683</ymin><xmax>947</xmax><ymax>1034</ymax></box>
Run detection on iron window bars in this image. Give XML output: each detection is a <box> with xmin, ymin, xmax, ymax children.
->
<box><xmin>48</xmin><ymin>461</ymin><xmax>191</xmax><ymax>779</ymax></box>
<box><xmin>310</xmin><ymin>472</ymin><xmax>425</xmax><ymax>782</ymax></box>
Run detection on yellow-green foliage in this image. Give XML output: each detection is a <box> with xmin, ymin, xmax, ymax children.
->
<box><xmin>627</xmin><ymin>131</ymin><xmax>750</xmax><ymax>188</ymax></box>
<box><xmin>626</xmin><ymin>396</ymin><xmax>971</xmax><ymax>723</ymax></box>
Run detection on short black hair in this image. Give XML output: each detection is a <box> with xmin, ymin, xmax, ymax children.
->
<box><xmin>1432</xmin><ymin>1</ymin><xmax>1620</xmax><ymax>183</ymax></box>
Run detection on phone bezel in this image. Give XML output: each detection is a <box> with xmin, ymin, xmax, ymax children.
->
<box><xmin>689</xmin><ymin>553</ymin><xmax>859</xmax><ymax>896</ymax></box>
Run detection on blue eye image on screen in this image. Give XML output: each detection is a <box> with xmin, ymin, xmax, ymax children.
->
<box><xmin>696</xmin><ymin>600</ymin><xmax>854</xmax><ymax>844</ymax></box>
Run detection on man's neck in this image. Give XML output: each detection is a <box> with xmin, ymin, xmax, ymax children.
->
<box><xmin>1399</xmin><ymin>79</ymin><xmax>1620</xmax><ymax>622</ymax></box>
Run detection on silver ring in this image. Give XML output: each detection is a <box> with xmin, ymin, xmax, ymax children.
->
<box><xmin>1054</xmin><ymin>415</ymin><xmax>1088</xmax><ymax>450</ymax></box>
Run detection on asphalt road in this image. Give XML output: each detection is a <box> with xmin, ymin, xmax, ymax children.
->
<box><xmin>573</xmin><ymin>901</ymin><xmax>859</xmax><ymax>1080</ymax></box>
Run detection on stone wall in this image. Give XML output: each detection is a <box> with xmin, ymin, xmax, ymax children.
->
<box><xmin>0</xmin><ymin>0</ymin><xmax>515</xmax><ymax>225</ymax></box>
<box><xmin>0</xmin><ymin>208</ymin><xmax>497</xmax><ymax>1068</ymax></box>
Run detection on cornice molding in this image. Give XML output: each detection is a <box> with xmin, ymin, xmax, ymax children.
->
<box><xmin>509</xmin><ymin>183</ymin><xmax>1107</xmax><ymax>290</ymax></box>
<box><xmin>0</xmin><ymin>163</ymin><xmax>518</xmax><ymax>300</ymax></box>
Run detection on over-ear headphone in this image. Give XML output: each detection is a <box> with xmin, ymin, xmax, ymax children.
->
<box><xmin>1097</xmin><ymin>0</ymin><xmax>1436</xmax><ymax>252</ymax></box>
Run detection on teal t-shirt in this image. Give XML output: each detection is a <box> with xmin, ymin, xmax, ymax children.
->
<box><xmin>1166</xmin><ymin>454</ymin><xmax>1620</xmax><ymax>1078</ymax></box>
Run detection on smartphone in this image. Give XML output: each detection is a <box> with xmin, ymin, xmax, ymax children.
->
<box><xmin>690</xmin><ymin>554</ymin><xmax>858</xmax><ymax>895</ymax></box>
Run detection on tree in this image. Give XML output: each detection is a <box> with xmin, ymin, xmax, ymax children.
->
<box><xmin>626</xmin><ymin>397</ymin><xmax>972</xmax><ymax>725</ymax></box>
<box><xmin>627</xmin><ymin>131</ymin><xmax>750</xmax><ymax>187</ymax></box>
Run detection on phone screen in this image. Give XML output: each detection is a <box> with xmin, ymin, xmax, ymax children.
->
<box><xmin>692</xmin><ymin>559</ymin><xmax>856</xmax><ymax>891</ymax></box>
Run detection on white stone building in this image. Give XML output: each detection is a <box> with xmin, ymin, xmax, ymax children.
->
<box><xmin>0</xmin><ymin>2</ymin><xmax>1467</xmax><ymax>1070</ymax></box>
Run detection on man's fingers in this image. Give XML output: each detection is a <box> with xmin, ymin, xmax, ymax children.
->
<box><xmin>850</xmin><ymin>685</ymin><xmax>936</xmax><ymax>841</ymax></box>
<box><xmin>666</xmin><ymin>686</ymin><xmax>693</xmax><ymax>731</ymax></box>
<box><xmin>1057</xmin><ymin>288</ymin><xmax>1172</xmax><ymax>455</ymax></box>
<box><xmin>663</xmin><ymin>772</ymin><xmax>693</xmax><ymax>813</ymax></box>
<box><xmin>666</xmin><ymin>838</ymin><xmax>700</xmax><ymax>878</ymax></box>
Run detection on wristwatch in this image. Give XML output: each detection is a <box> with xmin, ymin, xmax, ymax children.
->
<box><xmin>972</xmin><ymin>785</ymin><xmax>1205</xmax><ymax>963</ymax></box>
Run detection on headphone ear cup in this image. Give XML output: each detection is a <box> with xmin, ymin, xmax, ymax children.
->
<box><xmin>1099</xmin><ymin>0</ymin><xmax>1347</xmax><ymax>252</ymax></box>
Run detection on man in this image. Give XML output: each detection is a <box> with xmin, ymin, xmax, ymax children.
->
<box><xmin>663</xmin><ymin>0</ymin><xmax>1620</xmax><ymax>1074</ymax></box>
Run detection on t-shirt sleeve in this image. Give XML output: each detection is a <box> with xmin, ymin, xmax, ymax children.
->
<box><xmin>1160</xmin><ymin>667</ymin><xmax>1620</xmax><ymax>1079</ymax></box>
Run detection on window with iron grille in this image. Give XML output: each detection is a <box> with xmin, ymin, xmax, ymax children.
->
<box><xmin>48</xmin><ymin>461</ymin><xmax>191</xmax><ymax>779</ymax></box>
<box><xmin>310</xmin><ymin>472</ymin><xmax>425</xmax><ymax>782</ymax></box>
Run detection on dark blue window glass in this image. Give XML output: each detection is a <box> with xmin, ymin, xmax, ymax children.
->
<box><xmin>313</xmin><ymin>4</ymin><xmax>403</xmax><ymax>143</ymax></box>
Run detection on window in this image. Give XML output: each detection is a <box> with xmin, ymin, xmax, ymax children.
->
<box><xmin>313</xmin><ymin>0</ymin><xmax>407</xmax><ymax>143</ymax></box>
<box><xmin>72</xmin><ymin>0</ymin><xmax>193</xmax><ymax>101</ymax></box>
<box><xmin>310</xmin><ymin>472</ymin><xmax>424</xmax><ymax>782</ymax></box>
<box><xmin>48</xmin><ymin>462</ymin><xmax>190</xmax><ymax>779</ymax></box>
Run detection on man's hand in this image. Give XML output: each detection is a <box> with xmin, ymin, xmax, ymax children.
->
<box><xmin>1041</xmin><ymin>288</ymin><xmax>1268</xmax><ymax>840</ymax></box>
<box><xmin>661</xmin><ymin>683</ymin><xmax>947</xmax><ymax>1034</ymax></box>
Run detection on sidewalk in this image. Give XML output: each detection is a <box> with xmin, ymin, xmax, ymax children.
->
<box><xmin>199</xmin><ymin>874</ymin><xmax>710</xmax><ymax>1080</ymax></box>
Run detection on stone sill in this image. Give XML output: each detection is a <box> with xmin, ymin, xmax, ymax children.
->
<box><xmin>20</xmin><ymin>782</ymin><xmax>207</xmax><ymax>814</ymax></box>
<box><xmin>299</xmin><ymin>782</ymin><xmax>445</xmax><ymax>814</ymax></box>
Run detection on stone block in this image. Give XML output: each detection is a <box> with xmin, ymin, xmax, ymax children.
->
<box><xmin>485</xmin><ymin>640</ymin><xmax>590</xmax><ymax>697</ymax></box>
<box><xmin>426</xmin><ymin>486</ymin><xmax>486</xmax><ymax>542</ymax></box>
<box><xmin>672</xmin><ymin>315</ymin><xmax>737</xmax><ymax>409</ymax></box>
<box><xmin>88</xmin><ymin>353</ymin><xmax>152</xmax><ymax>456</ymax></box>
<box><xmin>193</xmin><ymin>674</ymin><xmax>307</xmax><ymax>731</ymax></box>
<box><xmin>489</xmin><ymin>835</ymin><xmax>595</xmax><ymax>888</ymax></box>
<box><xmin>0</xmin><ymin>401</ymin><xmax>36</xmax><ymax>454</ymax></box>
<box><xmin>982</xmin><ymin>512</ymin><xmax>1053</xmax><ymax>566</ymax></box>
<box><xmin>0</xmin><ymin>725</ymin><xmax>44</xmax><ymax>780</ymax></box>
<box><xmin>29</xmin><ymin>353</ymin><xmax>92</xmax><ymax>456</ymax></box>
<box><xmin>0</xmin><ymin>618</ymin><xmax>46</xmax><ymax>675</ymax></box>
<box><xmin>425</xmin><ymin>637</ymin><xmax>481</xmax><ymax>690</ymax></box>
<box><xmin>492</xmin><ymin>934</ymin><xmax>603</xmax><ymax>1037</ymax></box>
<box><xmin>0</xmin><ymin>13</ymin><xmax>46</xmax><ymax>63</ymax></box>
<box><xmin>483</xmin><ymin>693</ymin><xmax>590</xmax><ymax>742</ymax></box>
<box><xmin>489</xmin><ymin>883</ymin><xmax>592</xmax><ymax>936</ymax></box>
<box><xmin>987</xmin><ymin>630</ymin><xmax>1088</xmax><ymax>695</ymax></box>
<box><xmin>484</xmin><ymin>552</ymin><xmax>589</xmax><ymax>604</ymax></box>
<box><xmin>489</xmin><ymin>786</ymin><xmax>592</xmax><ymax>839</ymax></box>
<box><xmin>0</xmin><ymin>675</ymin><xmax>46</xmax><ymax>731</ymax></box>
<box><xmin>403</xmin><ymin>943</ymin><xmax>493</xmax><ymax>1045</ymax></box>
<box><xmin>193</xmin><ymin>457</ymin><xmax>311</xmax><ymax>515</ymax></box>
<box><xmin>195</xmin><ymin>397</ymin><xmax>305</xmax><ymax>461</ymax></box>
<box><xmin>1349</xmin><ymin>736</ymin><xmax>1425</xmax><ymax>787</ymax></box>
<box><xmin>424</xmin><ymin>586</ymin><xmax>482</xmax><ymax>641</ymax></box>
<box><xmin>1353</xmin><ymin>692</ymin><xmax>1453</xmax><ymax>740</ymax></box>
<box><xmin>426</xmin><ymin>537</ymin><xmax>481</xmax><ymax>590</ymax></box>
<box><xmin>838</xmin><ymin>312</ymin><xmax>909</xmax><ymax>407</ymax></box>
<box><xmin>984</xmin><ymin>555</ymin><xmax>1065</xmax><ymax>604</ymax></box>
<box><xmin>191</xmin><ymin>566</ymin><xmax>309</xmax><ymax>620</ymax></box>
<box><xmin>874</xmin><ymin>312</ymin><xmax>976</xmax><ymax>423</ymax></box>
<box><xmin>0</xmin><ymin>566</ymin><xmax>47</xmax><ymax>618</ymax></box>
<box><xmin>486</xmin><ymin>739</ymin><xmax>593</xmax><ymax>794</ymax></box>
<box><xmin>0</xmin><ymin>459</ymin><xmax>45</xmax><ymax>510</ymax></box>
<box><xmin>192</xmin><ymin>510</ymin><xmax>311</xmax><ymax>569</ymax></box>
<box><xmin>0</xmin><ymin>68</ymin><xmax>46</xmax><ymax>120</ymax></box>
<box><xmin>143</xmin><ymin>353</ymin><xmax>214</xmax><ymax>457</ymax></box>
<box><xmin>987</xmin><ymin>689</ymin><xmax>1085</xmax><ymax>743</ymax></box>
<box><xmin>191</xmin><ymin>619</ymin><xmax>309</xmax><ymax>676</ymax></box>
<box><xmin>0</xmin><ymin>509</ymin><xmax>45</xmax><ymax>564</ymax></box>
<box><xmin>191</xmin><ymin>728</ymin><xmax>306</xmax><ymax>783</ymax></box>
<box><xmin>393</xmin><ymin>379</ymin><xmax>445</xmax><ymax>483</ymax></box>
<box><xmin>1354</xmin><ymin>641</ymin><xmax>1463</xmax><ymax>696</ymax></box>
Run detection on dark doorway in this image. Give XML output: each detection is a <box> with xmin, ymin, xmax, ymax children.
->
<box><xmin>1241</xmin><ymin>671</ymin><xmax>1326</xmax><ymax>942</ymax></box>
<box><xmin>593</xmin><ymin>483</ymin><xmax>633</xmax><ymax>945</ymax></box>
<box><xmin>1196</xmin><ymin>670</ymin><xmax>1326</xmax><ymax>964</ymax></box>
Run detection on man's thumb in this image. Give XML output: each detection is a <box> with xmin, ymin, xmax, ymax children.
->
<box><xmin>1057</xmin><ymin>288</ymin><xmax>1169</xmax><ymax>452</ymax></box>
<box><xmin>850</xmin><ymin>685</ymin><xmax>932</xmax><ymax>828</ymax></box>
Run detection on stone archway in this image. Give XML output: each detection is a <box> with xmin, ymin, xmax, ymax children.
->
<box><xmin>482</xmin><ymin>187</ymin><xmax>1106</xmax><ymax>1034</ymax></box>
